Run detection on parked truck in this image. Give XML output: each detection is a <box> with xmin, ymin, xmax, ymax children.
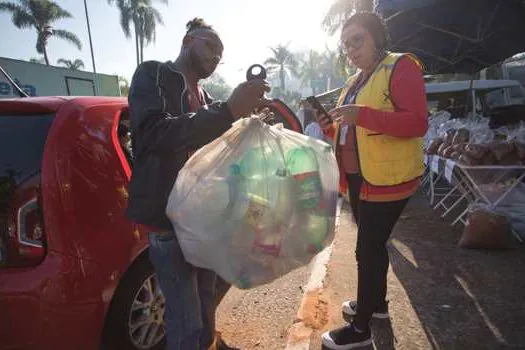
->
<box><xmin>0</xmin><ymin>56</ymin><xmax>121</xmax><ymax>98</ymax></box>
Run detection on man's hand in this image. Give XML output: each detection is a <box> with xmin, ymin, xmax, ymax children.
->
<box><xmin>227</xmin><ymin>79</ymin><xmax>271</xmax><ymax>119</ymax></box>
<box><xmin>256</xmin><ymin>107</ymin><xmax>275</xmax><ymax>123</ymax></box>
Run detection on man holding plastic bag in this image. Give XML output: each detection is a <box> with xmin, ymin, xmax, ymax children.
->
<box><xmin>126</xmin><ymin>18</ymin><xmax>269</xmax><ymax>350</ymax></box>
<box><xmin>167</xmin><ymin>118</ymin><xmax>339</xmax><ymax>291</ymax></box>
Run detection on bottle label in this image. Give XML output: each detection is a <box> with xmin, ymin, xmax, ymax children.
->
<box><xmin>244</xmin><ymin>196</ymin><xmax>269</xmax><ymax>226</ymax></box>
<box><xmin>252</xmin><ymin>226</ymin><xmax>282</xmax><ymax>257</ymax></box>
<box><xmin>293</xmin><ymin>171</ymin><xmax>322</xmax><ymax>209</ymax></box>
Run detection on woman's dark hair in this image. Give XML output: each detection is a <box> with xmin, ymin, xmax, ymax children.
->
<box><xmin>185</xmin><ymin>17</ymin><xmax>213</xmax><ymax>35</ymax></box>
<box><xmin>343</xmin><ymin>12</ymin><xmax>390</xmax><ymax>51</ymax></box>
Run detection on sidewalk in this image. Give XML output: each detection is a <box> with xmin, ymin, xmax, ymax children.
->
<box><xmin>309</xmin><ymin>193</ymin><xmax>525</xmax><ymax>349</ymax></box>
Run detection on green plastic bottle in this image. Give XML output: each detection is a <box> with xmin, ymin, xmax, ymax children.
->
<box><xmin>286</xmin><ymin>146</ymin><xmax>322</xmax><ymax>210</ymax></box>
<box><xmin>286</xmin><ymin>145</ymin><xmax>330</xmax><ymax>255</ymax></box>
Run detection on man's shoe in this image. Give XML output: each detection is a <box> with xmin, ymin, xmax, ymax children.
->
<box><xmin>342</xmin><ymin>300</ymin><xmax>389</xmax><ymax>320</ymax></box>
<box><xmin>322</xmin><ymin>323</ymin><xmax>372</xmax><ymax>349</ymax></box>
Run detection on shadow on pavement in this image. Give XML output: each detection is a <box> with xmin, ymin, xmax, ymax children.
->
<box><xmin>388</xmin><ymin>194</ymin><xmax>525</xmax><ymax>349</ymax></box>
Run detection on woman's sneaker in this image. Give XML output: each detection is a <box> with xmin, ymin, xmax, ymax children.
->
<box><xmin>342</xmin><ymin>300</ymin><xmax>389</xmax><ymax>321</ymax></box>
<box><xmin>322</xmin><ymin>323</ymin><xmax>372</xmax><ymax>349</ymax></box>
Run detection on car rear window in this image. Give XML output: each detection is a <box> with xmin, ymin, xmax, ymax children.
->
<box><xmin>0</xmin><ymin>114</ymin><xmax>54</xmax><ymax>186</ymax></box>
<box><xmin>0</xmin><ymin>114</ymin><xmax>54</xmax><ymax>264</ymax></box>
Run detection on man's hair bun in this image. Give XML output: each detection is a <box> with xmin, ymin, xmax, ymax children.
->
<box><xmin>186</xmin><ymin>18</ymin><xmax>212</xmax><ymax>34</ymax></box>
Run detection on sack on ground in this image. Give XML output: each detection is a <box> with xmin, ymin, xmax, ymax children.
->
<box><xmin>459</xmin><ymin>204</ymin><xmax>516</xmax><ymax>249</ymax></box>
<box><xmin>166</xmin><ymin>117</ymin><xmax>339</xmax><ymax>289</ymax></box>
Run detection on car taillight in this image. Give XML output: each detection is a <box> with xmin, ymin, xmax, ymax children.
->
<box><xmin>2</xmin><ymin>175</ymin><xmax>46</xmax><ymax>267</ymax></box>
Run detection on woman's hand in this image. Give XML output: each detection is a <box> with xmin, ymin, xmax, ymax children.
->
<box><xmin>329</xmin><ymin>104</ymin><xmax>361</xmax><ymax>125</ymax></box>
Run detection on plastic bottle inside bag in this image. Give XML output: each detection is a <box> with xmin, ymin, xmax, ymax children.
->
<box><xmin>250</xmin><ymin>168</ymin><xmax>297</xmax><ymax>257</ymax></box>
<box><xmin>269</xmin><ymin>168</ymin><xmax>295</xmax><ymax>223</ymax></box>
<box><xmin>286</xmin><ymin>146</ymin><xmax>323</xmax><ymax>209</ymax></box>
<box><xmin>224</xmin><ymin>164</ymin><xmax>259</xmax><ymax>246</ymax></box>
<box><xmin>286</xmin><ymin>145</ymin><xmax>329</xmax><ymax>254</ymax></box>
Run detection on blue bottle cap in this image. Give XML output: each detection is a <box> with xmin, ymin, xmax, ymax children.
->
<box><xmin>229</xmin><ymin>164</ymin><xmax>242</xmax><ymax>176</ymax></box>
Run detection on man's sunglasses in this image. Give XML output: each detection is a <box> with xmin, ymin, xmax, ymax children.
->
<box><xmin>190</xmin><ymin>35</ymin><xmax>223</xmax><ymax>63</ymax></box>
<box><xmin>341</xmin><ymin>33</ymin><xmax>365</xmax><ymax>52</ymax></box>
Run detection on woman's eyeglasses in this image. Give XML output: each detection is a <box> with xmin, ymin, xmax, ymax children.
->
<box><xmin>341</xmin><ymin>33</ymin><xmax>365</xmax><ymax>53</ymax></box>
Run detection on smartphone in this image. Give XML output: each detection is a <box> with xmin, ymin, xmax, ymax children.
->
<box><xmin>306</xmin><ymin>96</ymin><xmax>332</xmax><ymax>123</ymax></box>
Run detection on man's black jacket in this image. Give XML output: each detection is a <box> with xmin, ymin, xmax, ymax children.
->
<box><xmin>126</xmin><ymin>60</ymin><xmax>234</xmax><ymax>230</ymax></box>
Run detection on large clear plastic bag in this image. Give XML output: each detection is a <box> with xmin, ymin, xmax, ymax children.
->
<box><xmin>166</xmin><ymin>117</ymin><xmax>339</xmax><ymax>289</ymax></box>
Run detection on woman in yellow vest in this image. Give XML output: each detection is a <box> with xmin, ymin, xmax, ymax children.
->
<box><xmin>320</xmin><ymin>12</ymin><xmax>428</xmax><ymax>349</ymax></box>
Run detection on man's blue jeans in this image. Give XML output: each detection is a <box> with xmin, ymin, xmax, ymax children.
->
<box><xmin>148</xmin><ymin>231</ymin><xmax>217</xmax><ymax>350</ymax></box>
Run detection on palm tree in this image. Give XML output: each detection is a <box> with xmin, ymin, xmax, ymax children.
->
<box><xmin>57</xmin><ymin>58</ymin><xmax>85</xmax><ymax>70</ymax></box>
<box><xmin>118</xmin><ymin>76</ymin><xmax>130</xmax><ymax>96</ymax></box>
<box><xmin>321</xmin><ymin>48</ymin><xmax>354</xmax><ymax>88</ymax></box>
<box><xmin>300</xmin><ymin>50</ymin><xmax>324</xmax><ymax>95</ymax></box>
<box><xmin>323</xmin><ymin>0</ymin><xmax>374</xmax><ymax>35</ymax></box>
<box><xmin>0</xmin><ymin>0</ymin><xmax>82</xmax><ymax>66</ymax></box>
<box><xmin>264</xmin><ymin>44</ymin><xmax>299</xmax><ymax>93</ymax></box>
<box><xmin>107</xmin><ymin>0</ymin><xmax>167</xmax><ymax>66</ymax></box>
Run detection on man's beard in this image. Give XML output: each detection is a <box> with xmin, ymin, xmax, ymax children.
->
<box><xmin>189</xmin><ymin>49</ymin><xmax>213</xmax><ymax>79</ymax></box>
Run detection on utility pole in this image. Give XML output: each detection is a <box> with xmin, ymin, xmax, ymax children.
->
<box><xmin>84</xmin><ymin>0</ymin><xmax>99</xmax><ymax>95</ymax></box>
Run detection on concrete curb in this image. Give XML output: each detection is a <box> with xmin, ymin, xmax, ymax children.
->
<box><xmin>285</xmin><ymin>197</ymin><xmax>344</xmax><ymax>350</ymax></box>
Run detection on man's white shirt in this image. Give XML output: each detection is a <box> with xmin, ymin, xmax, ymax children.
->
<box><xmin>304</xmin><ymin>122</ymin><xmax>325</xmax><ymax>141</ymax></box>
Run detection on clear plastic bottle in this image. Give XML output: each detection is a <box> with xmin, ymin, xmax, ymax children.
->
<box><xmin>270</xmin><ymin>168</ymin><xmax>295</xmax><ymax>223</ymax></box>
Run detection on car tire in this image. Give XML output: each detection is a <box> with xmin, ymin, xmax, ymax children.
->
<box><xmin>102</xmin><ymin>255</ymin><xmax>166</xmax><ymax>350</ymax></box>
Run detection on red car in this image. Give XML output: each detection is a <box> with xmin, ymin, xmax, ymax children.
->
<box><xmin>0</xmin><ymin>95</ymin><xmax>303</xmax><ymax>350</ymax></box>
<box><xmin>0</xmin><ymin>96</ymin><xmax>165</xmax><ymax>350</ymax></box>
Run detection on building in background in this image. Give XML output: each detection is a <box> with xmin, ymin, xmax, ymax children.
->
<box><xmin>0</xmin><ymin>57</ymin><xmax>120</xmax><ymax>98</ymax></box>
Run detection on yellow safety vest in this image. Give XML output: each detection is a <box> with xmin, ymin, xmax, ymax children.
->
<box><xmin>335</xmin><ymin>52</ymin><xmax>426</xmax><ymax>186</ymax></box>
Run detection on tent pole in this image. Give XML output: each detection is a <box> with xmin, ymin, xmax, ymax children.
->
<box><xmin>465</xmin><ymin>73</ymin><xmax>476</xmax><ymax>117</ymax></box>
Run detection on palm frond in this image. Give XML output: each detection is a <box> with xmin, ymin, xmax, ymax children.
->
<box><xmin>51</xmin><ymin>29</ymin><xmax>82</xmax><ymax>49</ymax></box>
<box><xmin>0</xmin><ymin>2</ymin><xmax>35</xmax><ymax>28</ymax></box>
<box><xmin>150</xmin><ymin>6</ymin><xmax>163</xmax><ymax>24</ymax></box>
<box><xmin>12</xmin><ymin>9</ymin><xmax>34</xmax><ymax>28</ymax></box>
<box><xmin>264</xmin><ymin>57</ymin><xmax>280</xmax><ymax>67</ymax></box>
<box><xmin>139</xmin><ymin>6</ymin><xmax>163</xmax><ymax>43</ymax></box>
<box><xmin>0</xmin><ymin>1</ymin><xmax>26</xmax><ymax>13</ymax></box>
<box><xmin>57</xmin><ymin>58</ymin><xmax>70</xmax><ymax>66</ymax></box>
<box><xmin>73</xmin><ymin>59</ymin><xmax>84</xmax><ymax>69</ymax></box>
<box><xmin>322</xmin><ymin>0</ymin><xmax>356</xmax><ymax>35</ymax></box>
<box><xmin>0</xmin><ymin>2</ymin><xmax>23</xmax><ymax>13</ymax></box>
<box><xmin>47</xmin><ymin>2</ymin><xmax>73</xmax><ymax>21</ymax></box>
<box><xmin>119</xmin><ymin>6</ymin><xmax>133</xmax><ymax>38</ymax></box>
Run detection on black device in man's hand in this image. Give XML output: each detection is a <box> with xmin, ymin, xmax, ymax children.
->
<box><xmin>306</xmin><ymin>95</ymin><xmax>332</xmax><ymax>123</ymax></box>
<box><xmin>246</xmin><ymin>64</ymin><xmax>267</xmax><ymax>81</ymax></box>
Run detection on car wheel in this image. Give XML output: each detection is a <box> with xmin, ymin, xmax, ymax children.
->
<box><xmin>102</xmin><ymin>257</ymin><xmax>166</xmax><ymax>350</ymax></box>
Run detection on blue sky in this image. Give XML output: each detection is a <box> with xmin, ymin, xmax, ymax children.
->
<box><xmin>0</xmin><ymin>0</ymin><xmax>338</xmax><ymax>86</ymax></box>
